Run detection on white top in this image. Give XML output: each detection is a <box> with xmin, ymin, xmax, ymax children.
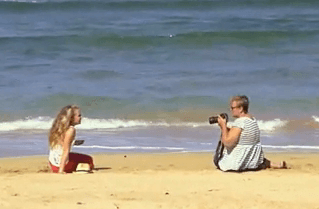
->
<box><xmin>48</xmin><ymin>144</ymin><xmax>63</xmax><ymax>167</ymax></box>
<box><xmin>49</xmin><ymin>126</ymin><xmax>75</xmax><ymax>167</ymax></box>
<box><xmin>218</xmin><ymin>117</ymin><xmax>265</xmax><ymax>171</ymax></box>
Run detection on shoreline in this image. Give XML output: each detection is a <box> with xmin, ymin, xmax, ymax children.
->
<box><xmin>1</xmin><ymin>147</ymin><xmax>319</xmax><ymax>160</ymax></box>
<box><xmin>0</xmin><ymin>149</ymin><xmax>317</xmax><ymax>159</ymax></box>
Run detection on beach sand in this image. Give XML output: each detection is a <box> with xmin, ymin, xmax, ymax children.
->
<box><xmin>0</xmin><ymin>152</ymin><xmax>319</xmax><ymax>209</ymax></box>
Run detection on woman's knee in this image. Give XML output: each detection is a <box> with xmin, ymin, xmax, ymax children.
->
<box><xmin>69</xmin><ymin>152</ymin><xmax>93</xmax><ymax>165</ymax></box>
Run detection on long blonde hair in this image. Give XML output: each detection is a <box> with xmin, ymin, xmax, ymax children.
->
<box><xmin>49</xmin><ymin>105</ymin><xmax>80</xmax><ymax>148</ymax></box>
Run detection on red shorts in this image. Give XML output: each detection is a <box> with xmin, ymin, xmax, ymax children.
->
<box><xmin>49</xmin><ymin>152</ymin><xmax>94</xmax><ymax>173</ymax></box>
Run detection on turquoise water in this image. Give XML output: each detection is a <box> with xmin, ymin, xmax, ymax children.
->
<box><xmin>0</xmin><ymin>0</ymin><xmax>319</xmax><ymax>157</ymax></box>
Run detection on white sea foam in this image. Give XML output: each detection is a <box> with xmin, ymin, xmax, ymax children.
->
<box><xmin>73</xmin><ymin>144</ymin><xmax>319</xmax><ymax>151</ymax></box>
<box><xmin>227</xmin><ymin>118</ymin><xmax>288</xmax><ymax>132</ymax></box>
<box><xmin>0</xmin><ymin>117</ymin><xmax>208</xmax><ymax>131</ymax></box>
<box><xmin>0</xmin><ymin>117</ymin><xmax>53</xmax><ymax>131</ymax></box>
<box><xmin>312</xmin><ymin>115</ymin><xmax>319</xmax><ymax>123</ymax></box>
<box><xmin>263</xmin><ymin>145</ymin><xmax>319</xmax><ymax>150</ymax></box>
<box><xmin>0</xmin><ymin>116</ymin><xmax>289</xmax><ymax>132</ymax></box>
<box><xmin>79</xmin><ymin>118</ymin><xmax>208</xmax><ymax>129</ymax></box>
<box><xmin>257</xmin><ymin>119</ymin><xmax>288</xmax><ymax>131</ymax></box>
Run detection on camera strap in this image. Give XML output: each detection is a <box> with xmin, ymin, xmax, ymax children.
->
<box><xmin>213</xmin><ymin>133</ymin><xmax>224</xmax><ymax>169</ymax></box>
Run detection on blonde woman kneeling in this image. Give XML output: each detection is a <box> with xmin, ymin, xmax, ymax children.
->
<box><xmin>48</xmin><ymin>105</ymin><xmax>94</xmax><ymax>174</ymax></box>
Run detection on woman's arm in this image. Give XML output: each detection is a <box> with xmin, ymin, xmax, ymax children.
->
<box><xmin>58</xmin><ymin>127</ymin><xmax>75</xmax><ymax>173</ymax></box>
<box><xmin>218</xmin><ymin>116</ymin><xmax>241</xmax><ymax>149</ymax></box>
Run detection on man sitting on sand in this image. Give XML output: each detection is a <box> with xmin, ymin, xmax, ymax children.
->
<box><xmin>216</xmin><ymin>95</ymin><xmax>286</xmax><ymax>172</ymax></box>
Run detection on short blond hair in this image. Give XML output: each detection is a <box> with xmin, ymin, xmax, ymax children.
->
<box><xmin>231</xmin><ymin>95</ymin><xmax>249</xmax><ymax>113</ymax></box>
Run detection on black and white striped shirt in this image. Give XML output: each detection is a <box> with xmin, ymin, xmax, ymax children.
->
<box><xmin>218</xmin><ymin>117</ymin><xmax>264</xmax><ymax>171</ymax></box>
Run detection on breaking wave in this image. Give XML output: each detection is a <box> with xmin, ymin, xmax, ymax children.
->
<box><xmin>0</xmin><ymin>116</ymin><xmax>291</xmax><ymax>132</ymax></box>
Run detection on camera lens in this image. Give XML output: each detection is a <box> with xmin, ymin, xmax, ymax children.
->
<box><xmin>209</xmin><ymin>116</ymin><xmax>218</xmax><ymax>124</ymax></box>
<box><xmin>208</xmin><ymin>113</ymin><xmax>228</xmax><ymax>124</ymax></box>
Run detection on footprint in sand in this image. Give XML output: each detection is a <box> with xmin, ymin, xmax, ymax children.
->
<box><xmin>0</xmin><ymin>199</ymin><xmax>10</xmax><ymax>207</ymax></box>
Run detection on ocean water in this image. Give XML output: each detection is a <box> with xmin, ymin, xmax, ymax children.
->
<box><xmin>1</xmin><ymin>0</ymin><xmax>319</xmax><ymax>157</ymax></box>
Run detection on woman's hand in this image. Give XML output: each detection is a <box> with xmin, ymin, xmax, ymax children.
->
<box><xmin>217</xmin><ymin>115</ymin><xmax>227</xmax><ymax>128</ymax></box>
<box><xmin>217</xmin><ymin>115</ymin><xmax>240</xmax><ymax>149</ymax></box>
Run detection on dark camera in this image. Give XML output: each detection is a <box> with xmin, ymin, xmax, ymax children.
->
<box><xmin>73</xmin><ymin>140</ymin><xmax>84</xmax><ymax>146</ymax></box>
<box><xmin>209</xmin><ymin>113</ymin><xmax>228</xmax><ymax>124</ymax></box>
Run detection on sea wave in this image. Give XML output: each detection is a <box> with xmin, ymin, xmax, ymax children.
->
<box><xmin>262</xmin><ymin>145</ymin><xmax>319</xmax><ymax>150</ymax></box>
<box><xmin>0</xmin><ymin>117</ymin><xmax>207</xmax><ymax>131</ymax></box>
<box><xmin>0</xmin><ymin>116</ymin><xmax>53</xmax><ymax>131</ymax></box>
<box><xmin>73</xmin><ymin>144</ymin><xmax>319</xmax><ymax>152</ymax></box>
<box><xmin>0</xmin><ymin>116</ymin><xmax>290</xmax><ymax>132</ymax></box>
<box><xmin>226</xmin><ymin>118</ymin><xmax>288</xmax><ymax>132</ymax></box>
<box><xmin>1</xmin><ymin>30</ymin><xmax>318</xmax><ymax>49</ymax></box>
<box><xmin>0</xmin><ymin>0</ymin><xmax>226</xmax><ymax>12</ymax></box>
<box><xmin>1</xmin><ymin>0</ymin><xmax>318</xmax><ymax>12</ymax></box>
<box><xmin>257</xmin><ymin>119</ymin><xmax>288</xmax><ymax>131</ymax></box>
<box><xmin>4</xmin><ymin>93</ymin><xmax>318</xmax><ymax>120</ymax></box>
<box><xmin>312</xmin><ymin>115</ymin><xmax>319</xmax><ymax>123</ymax></box>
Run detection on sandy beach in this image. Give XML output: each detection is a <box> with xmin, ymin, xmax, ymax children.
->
<box><xmin>0</xmin><ymin>152</ymin><xmax>319</xmax><ymax>209</ymax></box>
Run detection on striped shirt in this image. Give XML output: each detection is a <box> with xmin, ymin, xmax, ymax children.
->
<box><xmin>218</xmin><ymin>117</ymin><xmax>264</xmax><ymax>171</ymax></box>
